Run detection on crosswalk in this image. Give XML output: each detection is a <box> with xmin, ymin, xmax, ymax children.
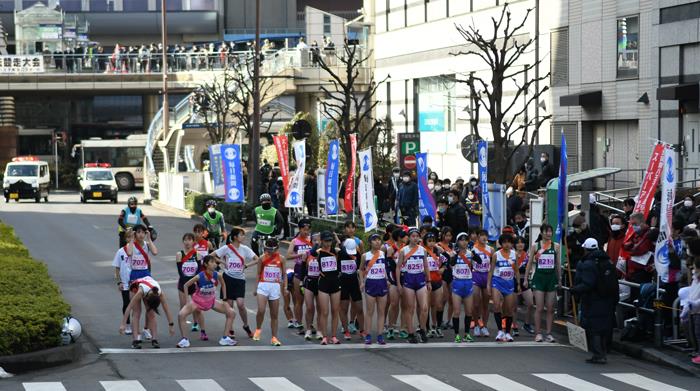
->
<box><xmin>20</xmin><ymin>373</ymin><xmax>691</xmax><ymax>391</ymax></box>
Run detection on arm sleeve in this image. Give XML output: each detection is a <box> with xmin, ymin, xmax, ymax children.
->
<box><xmin>219</xmin><ymin>214</ymin><xmax>226</xmax><ymax>231</ymax></box>
<box><xmin>572</xmin><ymin>262</ymin><xmax>596</xmax><ymax>294</ymax></box>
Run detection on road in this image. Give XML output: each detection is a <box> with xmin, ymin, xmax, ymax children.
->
<box><xmin>1</xmin><ymin>191</ymin><xmax>697</xmax><ymax>391</ymax></box>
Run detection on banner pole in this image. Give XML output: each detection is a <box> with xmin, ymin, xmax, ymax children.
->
<box><xmin>563</xmin><ymin>234</ymin><xmax>578</xmax><ymax>325</ymax></box>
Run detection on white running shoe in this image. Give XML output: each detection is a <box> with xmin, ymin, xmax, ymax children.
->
<box><xmin>481</xmin><ymin>327</ymin><xmax>490</xmax><ymax>337</ymax></box>
<box><xmin>545</xmin><ymin>334</ymin><xmax>556</xmax><ymax>343</ymax></box>
<box><xmin>176</xmin><ymin>338</ymin><xmax>190</xmax><ymax>348</ymax></box>
<box><xmin>495</xmin><ymin>330</ymin><xmax>505</xmax><ymax>342</ymax></box>
<box><xmin>219</xmin><ymin>336</ymin><xmax>237</xmax><ymax>346</ymax></box>
<box><xmin>142</xmin><ymin>329</ymin><xmax>152</xmax><ymax>340</ymax></box>
<box><xmin>504</xmin><ymin>333</ymin><xmax>514</xmax><ymax>342</ymax></box>
<box><xmin>473</xmin><ymin>326</ymin><xmax>481</xmax><ymax>337</ymax></box>
<box><xmin>304</xmin><ymin>330</ymin><xmax>312</xmax><ymax>341</ymax></box>
<box><xmin>316</xmin><ymin>331</ymin><xmax>324</xmax><ymax>341</ymax></box>
<box><xmin>124</xmin><ymin>325</ymin><xmax>133</xmax><ymax>335</ymax></box>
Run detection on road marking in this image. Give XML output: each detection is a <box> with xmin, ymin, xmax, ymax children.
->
<box><xmin>322</xmin><ymin>376</ymin><xmax>382</xmax><ymax>391</ymax></box>
<box><xmin>176</xmin><ymin>379</ymin><xmax>225</xmax><ymax>391</ymax></box>
<box><xmin>602</xmin><ymin>373</ymin><xmax>687</xmax><ymax>391</ymax></box>
<box><xmin>249</xmin><ymin>377</ymin><xmax>305</xmax><ymax>391</ymax></box>
<box><xmin>392</xmin><ymin>375</ymin><xmax>460</xmax><ymax>391</ymax></box>
<box><xmin>92</xmin><ymin>260</ymin><xmax>115</xmax><ymax>267</ymax></box>
<box><xmin>464</xmin><ymin>374</ymin><xmax>536</xmax><ymax>391</ymax></box>
<box><xmin>23</xmin><ymin>383</ymin><xmax>66</xmax><ymax>391</ymax></box>
<box><xmin>100</xmin><ymin>340</ymin><xmax>566</xmax><ymax>354</ymax></box>
<box><xmin>533</xmin><ymin>374</ymin><xmax>612</xmax><ymax>391</ymax></box>
<box><xmin>100</xmin><ymin>380</ymin><xmax>147</xmax><ymax>391</ymax></box>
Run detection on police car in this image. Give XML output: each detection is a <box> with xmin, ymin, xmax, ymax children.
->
<box><xmin>79</xmin><ymin>163</ymin><xmax>119</xmax><ymax>203</ymax></box>
<box><xmin>3</xmin><ymin>156</ymin><xmax>50</xmax><ymax>203</ymax></box>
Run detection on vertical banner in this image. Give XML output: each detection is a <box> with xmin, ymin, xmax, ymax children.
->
<box><xmin>273</xmin><ymin>135</ymin><xmax>290</xmax><ymax>196</ymax></box>
<box><xmin>555</xmin><ymin>129</ymin><xmax>568</xmax><ymax>243</ymax></box>
<box><xmin>478</xmin><ymin>140</ymin><xmax>497</xmax><ymax>241</ymax></box>
<box><xmin>222</xmin><ymin>144</ymin><xmax>245</xmax><ymax>202</ymax></box>
<box><xmin>416</xmin><ymin>152</ymin><xmax>436</xmax><ymax>223</ymax></box>
<box><xmin>358</xmin><ymin>148</ymin><xmax>378</xmax><ymax>231</ymax></box>
<box><xmin>344</xmin><ymin>134</ymin><xmax>357</xmax><ymax>212</ymax></box>
<box><xmin>655</xmin><ymin>147</ymin><xmax>678</xmax><ymax>283</ymax></box>
<box><xmin>325</xmin><ymin>139</ymin><xmax>340</xmax><ymax>215</ymax></box>
<box><xmin>285</xmin><ymin>140</ymin><xmax>306</xmax><ymax>208</ymax></box>
<box><xmin>208</xmin><ymin>144</ymin><xmax>225</xmax><ymax>197</ymax></box>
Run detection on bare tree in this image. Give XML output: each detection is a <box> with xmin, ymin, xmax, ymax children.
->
<box><xmin>317</xmin><ymin>40</ymin><xmax>388</xmax><ymax>166</ymax></box>
<box><xmin>453</xmin><ymin>3</ymin><xmax>551</xmax><ymax>182</ymax></box>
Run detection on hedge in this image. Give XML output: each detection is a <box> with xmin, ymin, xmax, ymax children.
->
<box><xmin>185</xmin><ymin>193</ymin><xmax>253</xmax><ymax>226</ymax></box>
<box><xmin>0</xmin><ymin>223</ymin><xmax>70</xmax><ymax>356</ymax></box>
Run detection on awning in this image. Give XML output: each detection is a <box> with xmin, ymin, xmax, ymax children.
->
<box><xmin>657</xmin><ymin>83</ymin><xmax>699</xmax><ymax>101</ymax></box>
<box><xmin>559</xmin><ymin>90</ymin><xmax>602</xmax><ymax>107</ymax></box>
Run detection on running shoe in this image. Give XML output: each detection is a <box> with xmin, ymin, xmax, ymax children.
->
<box><xmin>545</xmin><ymin>334</ymin><xmax>556</xmax><ymax>343</ymax></box>
<box><xmin>512</xmin><ymin>322</ymin><xmax>520</xmax><ymax>337</ymax></box>
<box><xmin>481</xmin><ymin>327</ymin><xmax>490</xmax><ymax>338</ymax></box>
<box><xmin>316</xmin><ymin>331</ymin><xmax>324</xmax><ymax>341</ymax></box>
<box><xmin>297</xmin><ymin>328</ymin><xmax>306</xmax><ymax>336</ymax></box>
<box><xmin>383</xmin><ymin>325</ymin><xmax>388</xmax><ymax>335</ymax></box>
<box><xmin>407</xmin><ymin>334</ymin><xmax>419</xmax><ymax>344</ymax></box>
<box><xmin>331</xmin><ymin>336</ymin><xmax>341</xmax><ymax>344</ymax></box>
<box><xmin>427</xmin><ymin>328</ymin><xmax>437</xmax><ymax>338</ymax></box>
<box><xmin>535</xmin><ymin>333</ymin><xmax>543</xmax><ymax>342</ymax></box>
<box><xmin>253</xmin><ymin>329</ymin><xmax>262</xmax><ymax>341</ymax></box>
<box><xmin>343</xmin><ymin>330</ymin><xmax>352</xmax><ymax>340</ymax></box>
<box><xmin>287</xmin><ymin>320</ymin><xmax>295</xmax><ymax>328</ymax></box>
<box><xmin>348</xmin><ymin>323</ymin><xmax>358</xmax><ymax>334</ymax></box>
<box><xmin>360</xmin><ymin>330</ymin><xmax>368</xmax><ymax>339</ymax></box>
<box><xmin>294</xmin><ymin>321</ymin><xmax>303</xmax><ymax>329</ymax></box>
<box><xmin>304</xmin><ymin>330</ymin><xmax>313</xmax><ymax>341</ymax></box>
<box><xmin>191</xmin><ymin>323</ymin><xmax>200</xmax><ymax>332</ymax></box>
<box><xmin>176</xmin><ymin>338</ymin><xmax>190</xmax><ymax>348</ymax></box>
<box><xmin>473</xmin><ymin>326</ymin><xmax>481</xmax><ymax>337</ymax></box>
<box><xmin>200</xmin><ymin>331</ymin><xmax>209</xmax><ymax>341</ymax></box>
<box><xmin>495</xmin><ymin>330</ymin><xmax>505</xmax><ymax>342</ymax></box>
<box><xmin>143</xmin><ymin>329</ymin><xmax>152</xmax><ymax>340</ymax></box>
<box><xmin>151</xmin><ymin>340</ymin><xmax>160</xmax><ymax>349</ymax></box>
<box><xmin>454</xmin><ymin>335</ymin><xmax>462</xmax><ymax>343</ymax></box>
<box><xmin>523</xmin><ymin>323</ymin><xmax>535</xmax><ymax>335</ymax></box>
<box><xmin>504</xmin><ymin>333</ymin><xmax>514</xmax><ymax>342</ymax></box>
<box><xmin>364</xmin><ymin>334</ymin><xmax>372</xmax><ymax>345</ymax></box>
<box><xmin>464</xmin><ymin>334</ymin><xmax>474</xmax><ymax>343</ymax></box>
<box><xmin>377</xmin><ymin>335</ymin><xmax>386</xmax><ymax>345</ymax></box>
<box><xmin>219</xmin><ymin>336</ymin><xmax>237</xmax><ymax>346</ymax></box>
<box><xmin>271</xmin><ymin>337</ymin><xmax>282</xmax><ymax>346</ymax></box>
<box><xmin>131</xmin><ymin>340</ymin><xmax>142</xmax><ymax>349</ymax></box>
<box><xmin>692</xmin><ymin>356</ymin><xmax>700</xmax><ymax>365</ymax></box>
<box><xmin>387</xmin><ymin>328</ymin><xmax>396</xmax><ymax>340</ymax></box>
<box><xmin>436</xmin><ymin>328</ymin><xmax>444</xmax><ymax>338</ymax></box>
<box><xmin>399</xmin><ymin>330</ymin><xmax>409</xmax><ymax>339</ymax></box>
<box><xmin>124</xmin><ymin>325</ymin><xmax>132</xmax><ymax>335</ymax></box>
<box><xmin>418</xmin><ymin>329</ymin><xmax>428</xmax><ymax>344</ymax></box>
<box><xmin>320</xmin><ymin>337</ymin><xmax>328</xmax><ymax>345</ymax></box>
<box><xmin>243</xmin><ymin>325</ymin><xmax>254</xmax><ymax>338</ymax></box>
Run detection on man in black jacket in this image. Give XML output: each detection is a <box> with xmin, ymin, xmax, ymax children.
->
<box><xmin>538</xmin><ymin>152</ymin><xmax>557</xmax><ymax>188</ymax></box>
<box><xmin>397</xmin><ymin>171</ymin><xmax>418</xmax><ymax>226</ymax></box>
<box><xmin>571</xmin><ymin>238</ymin><xmax>618</xmax><ymax>364</ymax></box>
<box><xmin>445</xmin><ymin>190</ymin><xmax>468</xmax><ymax>236</ymax></box>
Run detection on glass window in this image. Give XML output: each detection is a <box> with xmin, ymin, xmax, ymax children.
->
<box><xmin>323</xmin><ymin>14</ymin><xmax>331</xmax><ymax>34</ymax></box>
<box><xmin>0</xmin><ymin>0</ymin><xmax>15</xmax><ymax>11</ymax></box>
<box><xmin>190</xmin><ymin>0</ymin><xmax>216</xmax><ymax>10</ymax></box>
<box><xmin>23</xmin><ymin>0</ymin><xmax>47</xmax><ymax>9</ymax></box>
<box><xmin>6</xmin><ymin>165</ymin><xmax>38</xmax><ymax>177</ymax></box>
<box><xmin>90</xmin><ymin>0</ymin><xmax>109</xmax><ymax>11</ymax></box>
<box><xmin>156</xmin><ymin>0</ymin><xmax>183</xmax><ymax>10</ymax></box>
<box><xmin>122</xmin><ymin>0</ymin><xmax>148</xmax><ymax>11</ymax></box>
<box><xmin>617</xmin><ymin>16</ymin><xmax>639</xmax><ymax>79</ymax></box>
<box><xmin>86</xmin><ymin>171</ymin><xmax>114</xmax><ymax>180</ymax></box>
<box><xmin>661</xmin><ymin>2</ymin><xmax>700</xmax><ymax>24</ymax></box>
<box><xmin>19</xmin><ymin>135</ymin><xmax>52</xmax><ymax>156</ymax></box>
<box><xmin>415</xmin><ymin>76</ymin><xmax>455</xmax><ymax>132</ymax></box>
<box><xmin>58</xmin><ymin>0</ymin><xmax>82</xmax><ymax>11</ymax></box>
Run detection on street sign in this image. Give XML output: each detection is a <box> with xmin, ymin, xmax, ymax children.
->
<box><xmin>398</xmin><ymin>132</ymin><xmax>420</xmax><ymax>172</ymax></box>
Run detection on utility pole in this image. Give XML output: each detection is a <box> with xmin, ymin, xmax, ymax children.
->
<box><xmin>161</xmin><ymin>0</ymin><xmax>169</xmax><ymax>170</ymax></box>
<box><xmin>534</xmin><ymin>0</ymin><xmax>540</xmax><ymax>144</ymax></box>
<box><xmin>249</xmin><ymin>0</ymin><xmax>262</xmax><ymax>204</ymax></box>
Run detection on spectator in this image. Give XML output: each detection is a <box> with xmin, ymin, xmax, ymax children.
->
<box><xmin>376</xmin><ymin>177</ymin><xmax>389</xmax><ymax>219</ymax></box>
<box><xmin>513</xmin><ymin>211</ymin><xmax>530</xmax><ymax>243</ymax></box>
<box><xmin>436</xmin><ymin>178</ymin><xmax>451</xmax><ymax>201</ymax></box>
<box><xmin>524</xmin><ymin>158</ymin><xmax>539</xmax><ymax>191</ymax></box>
<box><xmin>310</xmin><ymin>40</ymin><xmax>320</xmax><ymax>66</ymax></box>
<box><xmin>588</xmin><ymin>195</ymin><xmax>611</xmax><ymax>248</ymax></box>
<box><xmin>462</xmin><ymin>176</ymin><xmax>480</xmax><ymax>202</ymax></box>
<box><xmin>661</xmin><ymin>220</ymin><xmax>687</xmax><ymax>319</ymax></box>
<box><xmin>675</xmin><ymin>196</ymin><xmax>698</xmax><ymax>228</ymax></box>
<box><xmin>397</xmin><ymin>171</ymin><xmax>418</xmax><ymax>226</ymax></box>
<box><xmin>444</xmin><ymin>189</ymin><xmax>468</xmax><ymax>236</ymax></box>
<box><xmin>679</xmin><ymin>256</ymin><xmax>700</xmax><ymax>364</ymax></box>
<box><xmin>622</xmin><ymin>198</ymin><xmax>636</xmax><ymax>221</ymax></box>
<box><xmin>428</xmin><ymin>171</ymin><xmax>439</xmax><ymax>183</ymax></box>
<box><xmin>432</xmin><ymin>179</ymin><xmax>443</xmax><ymax>202</ymax></box>
<box><xmin>387</xmin><ymin>167</ymin><xmax>401</xmax><ymax>223</ymax></box>
<box><xmin>567</xmin><ymin>214</ymin><xmax>593</xmax><ymax>269</ymax></box>
<box><xmin>538</xmin><ymin>152</ymin><xmax>557</xmax><ymax>188</ymax></box>
<box><xmin>304</xmin><ymin>172</ymin><xmax>317</xmax><ymax>216</ymax></box>
<box><xmin>606</xmin><ymin>214</ymin><xmax>626</xmax><ymax>262</ymax></box>
<box><xmin>512</xmin><ymin>166</ymin><xmax>526</xmax><ymax>192</ymax></box>
<box><xmin>465</xmin><ymin>190</ymin><xmax>481</xmax><ymax>229</ymax></box>
<box><xmin>506</xmin><ymin>187</ymin><xmax>524</xmax><ymax>225</ymax></box>
<box><xmin>435</xmin><ymin>197</ymin><xmax>448</xmax><ymax>229</ymax></box>
<box><xmin>623</xmin><ymin>212</ymin><xmax>655</xmax><ymax>286</ymax></box>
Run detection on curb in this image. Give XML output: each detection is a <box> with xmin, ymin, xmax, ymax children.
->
<box><xmin>149</xmin><ymin>200</ymin><xmax>197</xmax><ymax>219</ymax></box>
<box><xmin>0</xmin><ymin>341</ymin><xmax>88</xmax><ymax>374</ymax></box>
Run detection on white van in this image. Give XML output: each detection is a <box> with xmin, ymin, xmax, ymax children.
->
<box><xmin>3</xmin><ymin>157</ymin><xmax>51</xmax><ymax>203</ymax></box>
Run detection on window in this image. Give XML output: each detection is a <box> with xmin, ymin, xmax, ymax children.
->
<box><xmin>190</xmin><ymin>0</ymin><xmax>216</xmax><ymax>10</ymax></box>
<box><xmin>617</xmin><ymin>16</ymin><xmax>639</xmax><ymax>79</ymax></box>
<box><xmin>323</xmin><ymin>14</ymin><xmax>331</xmax><ymax>35</ymax></box>
<box><xmin>23</xmin><ymin>0</ymin><xmax>47</xmax><ymax>9</ymax></box>
<box><xmin>122</xmin><ymin>0</ymin><xmax>148</xmax><ymax>11</ymax></box>
<box><xmin>86</xmin><ymin>171</ymin><xmax>114</xmax><ymax>181</ymax></box>
<box><xmin>89</xmin><ymin>0</ymin><xmax>109</xmax><ymax>11</ymax></box>
<box><xmin>84</xmin><ymin>147</ymin><xmax>143</xmax><ymax>168</ymax></box>
<box><xmin>19</xmin><ymin>135</ymin><xmax>52</xmax><ymax>156</ymax></box>
<box><xmin>58</xmin><ymin>0</ymin><xmax>82</xmax><ymax>11</ymax></box>
<box><xmin>6</xmin><ymin>165</ymin><xmax>37</xmax><ymax>177</ymax></box>
<box><xmin>661</xmin><ymin>2</ymin><xmax>700</xmax><ymax>24</ymax></box>
<box><xmin>40</xmin><ymin>165</ymin><xmax>47</xmax><ymax>178</ymax></box>
<box><xmin>414</xmin><ymin>76</ymin><xmax>455</xmax><ymax>132</ymax></box>
<box><xmin>0</xmin><ymin>0</ymin><xmax>13</xmax><ymax>11</ymax></box>
<box><xmin>156</xmin><ymin>0</ymin><xmax>183</xmax><ymax>11</ymax></box>
<box><xmin>551</xmin><ymin>28</ymin><xmax>569</xmax><ymax>87</ymax></box>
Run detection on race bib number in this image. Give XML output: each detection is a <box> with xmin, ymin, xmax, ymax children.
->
<box><xmin>499</xmin><ymin>268</ymin><xmax>514</xmax><ymax>280</ymax></box>
<box><xmin>126</xmin><ymin>214</ymin><xmax>138</xmax><ymax>225</ymax></box>
<box><xmin>227</xmin><ymin>258</ymin><xmax>244</xmax><ymax>273</ymax></box>
<box><xmin>259</xmin><ymin>220</ymin><xmax>271</xmax><ymax>226</ymax></box>
<box><xmin>453</xmin><ymin>264</ymin><xmax>472</xmax><ymax>279</ymax></box>
<box><xmin>263</xmin><ymin>266</ymin><xmax>281</xmax><ymax>282</ymax></box>
<box><xmin>132</xmin><ymin>256</ymin><xmax>148</xmax><ymax>270</ymax></box>
<box><xmin>473</xmin><ymin>259</ymin><xmax>490</xmax><ymax>273</ymax></box>
<box><xmin>308</xmin><ymin>260</ymin><xmax>320</xmax><ymax>277</ymax></box>
<box><xmin>428</xmin><ymin>257</ymin><xmax>440</xmax><ymax>272</ymax></box>
<box><xmin>181</xmin><ymin>261</ymin><xmax>198</xmax><ymax>277</ymax></box>
<box><xmin>341</xmin><ymin>260</ymin><xmax>357</xmax><ymax>274</ymax></box>
<box><xmin>199</xmin><ymin>285</ymin><xmax>216</xmax><ymax>297</ymax></box>
<box><xmin>406</xmin><ymin>257</ymin><xmax>424</xmax><ymax>274</ymax></box>
<box><xmin>320</xmin><ymin>256</ymin><xmax>337</xmax><ymax>272</ymax></box>
<box><xmin>538</xmin><ymin>254</ymin><xmax>555</xmax><ymax>270</ymax></box>
<box><xmin>367</xmin><ymin>263</ymin><xmax>386</xmax><ymax>279</ymax></box>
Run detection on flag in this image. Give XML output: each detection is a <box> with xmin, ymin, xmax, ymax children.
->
<box><xmin>478</xmin><ymin>140</ymin><xmax>498</xmax><ymax>241</ymax></box>
<box><xmin>555</xmin><ymin>129</ymin><xmax>568</xmax><ymax>243</ymax></box>
<box><xmin>358</xmin><ymin>148</ymin><xmax>378</xmax><ymax>231</ymax></box>
<box><xmin>285</xmin><ymin>140</ymin><xmax>305</xmax><ymax>208</ymax></box>
<box><xmin>344</xmin><ymin>134</ymin><xmax>357</xmax><ymax>212</ymax></box>
<box><xmin>325</xmin><ymin>139</ymin><xmax>340</xmax><ymax>214</ymax></box>
<box><xmin>208</xmin><ymin>144</ymin><xmax>225</xmax><ymax>197</ymax></box>
<box><xmin>221</xmin><ymin>144</ymin><xmax>245</xmax><ymax>202</ymax></box>
<box><xmin>655</xmin><ymin>147</ymin><xmax>678</xmax><ymax>283</ymax></box>
<box><xmin>273</xmin><ymin>135</ymin><xmax>290</xmax><ymax>196</ymax></box>
<box><xmin>416</xmin><ymin>152</ymin><xmax>436</xmax><ymax>223</ymax></box>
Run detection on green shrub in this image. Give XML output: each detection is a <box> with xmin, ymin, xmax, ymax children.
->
<box><xmin>187</xmin><ymin>193</ymin><xmax>252</xmax><ymax>226</ymax></box>
<box><xmin>0</xmin><ymin>223</ymin><xmax>70</xmax><ymax>356</ymax></box>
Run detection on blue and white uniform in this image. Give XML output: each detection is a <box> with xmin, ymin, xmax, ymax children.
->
<box><xmin>364</xmin><ymin>250</ymin><xmax>388</xmax><ymax>297</ymax></box>
<box><xmin>491</xmin><ymin>249</ymin><xmax>516</xmax><ymax>296</ymax></box>
<box><xmin>400</xmin><ymin>246</ymin><xmax>427</xmax><ymax>291</ymax></box>
<box><xmin>452</xmin><ymin>251</ymin><xmax>474</xmax><ymax>298</ymax></box>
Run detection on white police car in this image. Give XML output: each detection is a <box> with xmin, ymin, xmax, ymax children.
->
<box><xmin>3</xmin><ymin>156</ymin><xmax>51</xmax><ymax>203</ymax></box>
<box><xmin>79</xmin><ymin>163</ymin><xmax>119</xmax><ymax>203</ymax></box>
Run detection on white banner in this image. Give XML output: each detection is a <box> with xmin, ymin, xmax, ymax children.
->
<box><xmin>358</xmin><ymin>148</ymin><xmax>378</xmax><ymax>231</ymax></box>
<box><xmin>0</xmin><ymin>56</ymin><xmax>44</xmax><ymax>74</ymax></box>
<box><xmin>285</xmin><ymin>140</ymin><xmax>305</xmax><ymax>208</ymax></box>
<box><xmin>655</xmin><ymin>147</ymin><xmax>678</xmax><ymax>284</ymax></box>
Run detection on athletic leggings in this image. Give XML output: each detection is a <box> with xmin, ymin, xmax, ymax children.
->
<box><xmin>121</xmin><ymin>290</ymin><xmax>131</xmax><ymax>324</ymax></box>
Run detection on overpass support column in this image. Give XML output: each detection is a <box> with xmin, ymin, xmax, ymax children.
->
<box><xmin>142</xmin><ymin>95</ymin><xmax>159</xmax><ymax>131</ymax></box>
<box><xmin>295</xmin><ymin>92</ymin><xmax>320</xmax><ymax>119</ymax></box>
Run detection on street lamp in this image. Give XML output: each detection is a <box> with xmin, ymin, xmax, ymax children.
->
<box><xmin>249</xmin><ymin>0</ymin><xmax>262</xmax><ymax>204</ymax></box>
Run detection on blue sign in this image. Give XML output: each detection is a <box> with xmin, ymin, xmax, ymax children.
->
<box><xmin>209</xmin><ymin>144</ymin><xmax>224</xmax><ymax>197</ymax></box>
<box><xmin>478</xmin><ymin>141</ymin><xmax>498</xmax><ymax>241</ymax></box>
<box><xmin>415</xmin><ymin>152</ymin><xmax>436</xmax><ymax>223</ymax></box>
<box><xmin>555</xmin><ymin>130</ymin><xmax>567</xmax><ymax>242</ymax></box>
<box><xmin>222</xmin><ymin>144</ymin><xmax>245</xmax><ymax>203</ymax></box>
<box><xmin>418</xmin><ymin>110</ymin><xmax>445</xmax><ymax>132</ymax></box>
<box><xmin>325</xmin><ymin>140</ymin><xmax>340</xmax><ymax>214</ymax></box>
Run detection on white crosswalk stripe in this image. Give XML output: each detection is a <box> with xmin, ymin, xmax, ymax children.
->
<box><xmin>176</xmin><ymin>379</ymin><xmax>225</xmax><ymax>391</ymax></box>
<box><xmin>602</xmin><ymin>373</ymin><xmax>688</xmax><ymax>391</ymax></box>
<box><xmin>23</xmin><ymin>383</ymin><xmax>67</xmax><ymax>391</ymax></box>
<box><xmin>249</xmin><ymin>377</ymin><xmax>305</xmax><ymax>391</ymax></box>
<box><xmin>100</xmin><ymin>380</ymin><xmax>147</xmax><ymax>391</ymax></box>
<box><xmin>392</xmin><ymin>375</ymin><xmax>460</xmax><ymax>391</ymax></box>
<box><xmin>533</xmin><ymin>374</ymin><xmax>612</xmax><ymax>391</ymax></box>
<box><xmin>322</xmin><ymin>376</ymin><xmax>382</xmax><ymax>391</ymax></box>
<box><xmin>464</xmin><ymin>374</ymin><xmax>536</xmax><ymax>391</ymax></box>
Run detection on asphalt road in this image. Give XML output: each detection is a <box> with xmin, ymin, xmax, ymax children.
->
<box><xmin>1</xmin><ymin>191</ymin><xmax>698</xmax><ymax>391</ymax></box>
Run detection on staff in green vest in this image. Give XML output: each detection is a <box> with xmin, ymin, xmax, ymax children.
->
<box><xmin>203</xmin><ymin>199</ymin><xmax>227</xmax><ymax>248</ymax></box>
<box><xmin>252</xmin><ymin>193</ymin><xmax>285</xmax><ymax>255</ymax></box>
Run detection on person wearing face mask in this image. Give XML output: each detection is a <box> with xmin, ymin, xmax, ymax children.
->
<box><xmin>445</xmin><ymin>190</ymin><xmax>468</xmax><ymax>237</ymax></box>
<box><xmin>605</xmin><ymin>215</ymin><xmax>626</xmax><ymax>262</ymax></box>
<box><xmin>537</xmin><ymin>152</ymin><xmax>557</xmax><ymax>188</ymax></box>
<box><xmin>202</xmin><ymin>200</ymin><xmax>227</xmax><ymax>248</ymax></box>
<box><xmin>118</xmin><ymin>196</ymin><xmax>152</xmax><ymax>248</ymax></box>
<box><xmin>436</xmin><ymin>178</ymin><xmax>452</xmax><ymax>202</ymax></box>
<box><xmin>675</xmin><ymin>196</ymin><xmax>698</xmax><ymax>228</ymax></box>
<box><xmin>524</xmin><ymin>158</ymin><xmax>539</xmax><ymax>192</ymax></box>
<box><xmin>436</xmin><ymin>198</ymin><xmax>449</xmax><ymax>229</ymax></box>
<box><xmin>432</xmin><ymin>180</ymin><xmax>443</xmax><ymax>202</ymax></box>
<box><xmin>465</xmin><ymin>191</ymin><xmax>482</xmax><ymax>229</ymax></box>
<box><xmin>622</xmin><ymin>212</ymin><xmax>655</xmax><ymax>287</ymax></box>
<box><xmin>566</xmin><ymin>214</ymin><xmax>593</xmax><ymax>270</ymax></box>
<box><xmin>397</xmin><ymin>171</ymin><xmax>419</xmax><ymax>226</ymax></box>
<box><xmin>513</xmin><ymin>211</ymin><xmax>530</xmax><ymax>243</ymax></box>
<box><xmin>462</xmin><ymin>176</ymin><xmax>480</xmax><ymax>202</ymax></box>
<box><xmin>251</xmin><ymin>193</ymin><xmax>285</xmax><ymax>256</ymax></box>
<box><xmin>388</xmin><ymin>167</ymin><xmax>402</xmax><ymax>224</ymax></box>
<box><xmin>588</xmin><ymin>195</ymin><xmax>611</xmax><ymax>248</ymax></box>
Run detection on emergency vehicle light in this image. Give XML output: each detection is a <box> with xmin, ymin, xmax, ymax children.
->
<box><xmin>85</xmin><ymin>163</ymin><xmax>112</xmax><ymax>168</ymax></box>
<box><xmin>12</xmin><ymin>156</ymin><xmax>39</xmax><ymax>162</ymax></box>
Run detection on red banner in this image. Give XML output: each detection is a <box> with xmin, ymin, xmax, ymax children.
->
<box><xmin>344</xmin><ymin>134</ymin><xmax>357</xmax><ymax>212</ymax></box>
<box><xmin>273</xmin><ymin>135</ymin><xmax>289</xmax><ymax>196</ymax></box>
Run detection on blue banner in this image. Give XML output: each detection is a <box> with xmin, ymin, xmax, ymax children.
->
<box><xmin>555</xmin><ymin>130</ymin><xmax>568</xmax><ymax>242</ymax></box>
<box><xmin>222</xmin><ymin>144</ymin><xmax>245</xmax><ymax>203</ymax></box>
<box><xmin>478</xmin><ymin>141</ymin><xmax>498</xmax><ymax>241</ymax></box>
<box><xmin>208</xmin><ymin>144</ymin><xmax>225</xmax><ymax>197</ymax></box>
<box><xmin>325</xmin><ymin>139</ymin><xmax>340</xmax><ymax>214</ymax></box>
<box><xmin>416</xmin><ymin>152</ymin><xmax>436</xmax><ymax>223</ymax></box>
